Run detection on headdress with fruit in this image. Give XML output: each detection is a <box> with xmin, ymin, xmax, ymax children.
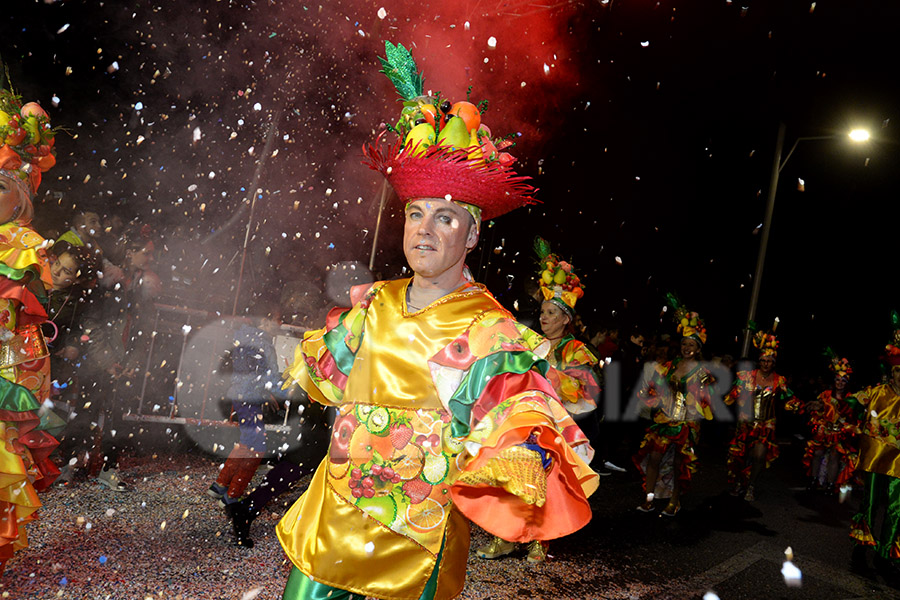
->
<box><xmin>534</xmin><ymin>237</ymin><xmax>582</xmax><ymax>316</ymax></box>
<box><xmin>362</xmin><ymin>42</ymin><xmax>538</xmax><ymax>224</ymax></box>
<box><xmin>751</xmin><ymin>318</ymin><xmax>780</xmax><ymax>359</ymax></box>
<box><xmin>665</xmin><ymin>292</ymin><xmax>707</xmax><ymax>345</ymax></box>
<box><xmin>885</xmin><ymin>310</ymin><xmax>900</xmax><ymax>367</ymax></box>
<box><xmin>824</xmin><ymin>347</ymin><xmax>852</xmax><ymax>380</ymax></box>
<box><xmin>0</xmin><ymin>84</ymin><xmax>57</xmax><ymax>201</ymax></box>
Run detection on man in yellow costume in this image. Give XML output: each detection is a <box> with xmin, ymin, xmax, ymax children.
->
<box><xmin>275</xmin><ymin>42</ymin><xmax>598</xmax><ymax>600</ymax></box>
<box><xmin>850</xmin><ymin>311</ymin><xmax>900</xmax><ymax>583</ymax></box>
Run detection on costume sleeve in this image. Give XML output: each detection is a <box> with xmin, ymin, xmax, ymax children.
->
<box><xmin>545</xmin><ymin>340</ymin><xmax>600</xmax><ymax>412</ymax></box>
<box><xmin>431</xmin><ymin>311</ymin><xmax>598</xmax><ymax>542</ymax></box>
<box><xmin>784</xmin><ymin>393</ymin><xmax>805</xmax><ymax>413</ymax></box>
<box><xmin>281</xmin><ymin>282</ymin><xmax>384</xmax><ymax>406</ymax></box>
<box><xmin>778</xmin><ymin>376</ymin><xmax>796</xmax><ymax>404</ymax></box>
<box><xmin>633</xmin><ymin>362</ymin><xmax>664</xmax><ymax>409</ymax></box>
<box><xmin>691</xmin><ymin>368</ymin><xmax>715</xmax><ymax>420</ymax></box>
<box><xmin>723</xmin><ymin>372</ymin><xmax>747</xmax><ymax>406</ymax></box>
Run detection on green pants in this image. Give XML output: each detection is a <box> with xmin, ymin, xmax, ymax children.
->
<box><xmin>852</xmin><ymin>472</ymin><xmax>900</xmax><ymax>560</ymax></box>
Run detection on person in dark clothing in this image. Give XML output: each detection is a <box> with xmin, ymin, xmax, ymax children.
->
<box><xmin>46</xmin><ymin>242</ymin><xmax>99</xmax><ymax>393</ymax></box>
<box><xmin>207</xmin><ymin>309</ymin><xmax>287</xmax><ymax>507</ymax></box>
<box><xmin>225</xmin><ymin>396</ymin><xmax>333</xmax><ymax>548</ymax></box>
<box><xmin>45</xmin><ymin>242</ymin><xmax>101</xmax><ymax>484</ymax></box>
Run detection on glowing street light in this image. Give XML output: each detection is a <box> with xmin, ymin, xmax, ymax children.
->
<box><xmin>740</xmin><ymin>123</ymin><xmax>872</xmax><ymax>357</ymax></box>
<box><xmin>849</xmin><ymin>128</ymin><xmax>871</xmax><ymax>142</ymax></box>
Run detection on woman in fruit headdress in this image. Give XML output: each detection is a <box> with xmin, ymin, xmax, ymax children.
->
<box><xmin>631</xmin><ymin>294</ymin><xmax>714</xmax><ymax>516</ymax></box>
<box><xmin>0</xmin><ymin>84</ymin><xmax>62</xmax><ymax>572</ymax></box>
<box><xmin>787</xmin><ymin>349</ymin><xmax>859</xmax><ymax>495</ymax></box>
<box><xmin>475</xmin><ymin>238</ymin><xmax>600</xmax><ymax>562</ymax></box>
<box><xmin>723</xmin><ymin>320</ymin><xmax>796</xmax><ymax>501</ymax></box>
<box><xmin>274</xmin><ymin>42</ymin><xmax>597</xmax><ymax>600</ymax></box>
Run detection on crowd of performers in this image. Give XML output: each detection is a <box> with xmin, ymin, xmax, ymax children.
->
<box><xmin>3</xmin><ymin>42</ymin><xmax>900</xmax><ymax>599</ymax></box>
<box><xmin>259</xmin><ymin>43</ymin><xmax>900</xmax><ymax>599</ymax></box>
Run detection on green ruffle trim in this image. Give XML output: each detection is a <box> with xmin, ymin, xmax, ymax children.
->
<box><xmin>0</xmin><ymin>375</ymin><xmax>41</xmax><ymax>413</ymax></box>
<box><xmin>322</xmin><ymin>310</ymin><xmax>355</xmax><ymax>376</ymax></box>
<box><xmin>0</xmin><ymin>261</ymin><xmax>41</xmax><ymax>284</ymax></box>
<box><xmin>38</xmin><ymin>407</ymin><xmax>66</xmax><ymax>437</ymax></box>
<box><xmin>447</xmin><ymin>350</ymin><xmax>549</xmax><ymax>438</ymax></box>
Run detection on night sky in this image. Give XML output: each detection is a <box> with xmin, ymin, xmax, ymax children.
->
<box><xmin>3</xmin><ymin>0</ymin><xmax>899</xmax><ymax>385</ymax></box>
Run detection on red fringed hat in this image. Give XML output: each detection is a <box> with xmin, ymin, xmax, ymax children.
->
<box><xmin>362</xmin><ymin>134</ymin><xmax>537</xmax><ymax>221</ymax></box>
<box><xmin>363</xmin><ymin>41</ymin><xmax>538</xmax><ymax>221</ymax></box>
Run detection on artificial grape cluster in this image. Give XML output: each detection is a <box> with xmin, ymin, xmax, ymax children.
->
<box><xmin>348</xmin><ymin>465</ymin><xmax>402</xmax><ymax>498</ymax></box>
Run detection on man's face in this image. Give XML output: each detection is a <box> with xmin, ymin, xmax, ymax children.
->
<box><xmin>403</xmin><ymin>198</ymin><xmax>477</xmax><ymax>282</ymax></box>
<box><xmin>759</xmin><ymin>356</ymin><xmax>775</xmax><ymax>374</ymax></box>
<box><xmin>76</xmin><ymin>212</ymin><xmax>102</xmax><ymax>239</ymax></box>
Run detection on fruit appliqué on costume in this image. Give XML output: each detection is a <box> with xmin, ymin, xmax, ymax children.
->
<box><xmin>402</xmin><ymin>478</ymin><xmax>432</xmax><ymax>504</ymax></box>
<box><xmin>366</xmin><ymin>407</ymin><xmax>390</xmax><ymax>435</ymax></box>
<box><xmin>349</xmin><ymin>427</ymin><xmax>394</xmax><ymax>465</ymax></box>
<box><xmin>389</xmin><ymin>421</ymin><xmax>414</xmax><ymax>449</ymax></box>
<box><xmin>422</xmin><ymin>453</ymin><xmax>449</xmax><ymax>485</ymax></box>
<box><xmin>328</xmin><ymin>399</ymin><xmax>463</xmax><ymax>540</ymax></box>
<box><xmin>406</xmin><ymin>497</ymin><xmax>445</xmax><ymax>533</ymax></box>
<box><xmin>467</xmin><ymin>317</ymin><xmax>522</xmax><ymax>357</ymax></box>
<box><xmin>356</xmin><ymin>495</ymin><xmax>398</xmax><ymax>528</ymax></box>
<box><xmin>391</xmin><ymin>445</ymin><xmax>424</xmax><ymax>480</ymax></box>
<box><xmin>329</xmin><ymin>413</ymin><xmax>359</xmax><ymax>465</ymax></box>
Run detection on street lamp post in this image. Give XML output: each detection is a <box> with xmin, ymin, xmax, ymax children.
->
<box><xmin>740</xmin><ymin>122</ymin><xmax>870</xmax><ymax>357</ymax></box>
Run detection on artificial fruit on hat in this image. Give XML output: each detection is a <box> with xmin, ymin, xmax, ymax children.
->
<box><xmin>436</xmin><ymin>115</ymin><xmax>469</xmax><ymax>150</ymax></box>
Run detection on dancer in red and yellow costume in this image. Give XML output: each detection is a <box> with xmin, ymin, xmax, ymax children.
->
<box><xmin>633</xmin><ymin>294</ymin><xmax>714</xmax><ymax>516</ymax></box>
<box><xmin>724</xmin><ymin>321</ymin><xmax>796</xmax><ymax>501</ymax></box>
<box><xmin>788</xmin><ymin>349</ymin><xmax>858</xmax><ymax>494</ymax></box>
<box><xmin>850</xmin><ymin>312</ymin><xmax>900</xmax><ymax>580</ymax></box>
<box><xmin>275</xmin><ymin>43</ymin><xmax>597</xmax><ymax>600</ymax></box>
<box><xmin>476</xmin><ymin>238</ymin><xmax>600</xmax><ymax>562</ymax></box>
<box><xmin>0</xmin><ymin>86</ymin><xmax>61</xmax><ymax>572</ymax></box>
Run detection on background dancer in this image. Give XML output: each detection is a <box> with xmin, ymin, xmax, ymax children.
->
<box><xmin>0</xmin><ymin>85</ymin><xmax>62</xmax><ymax>572</ymax></box>
<box><xmin>724</xmin><ymin>321</ymin><xmax>796</xmax><ymax>501</ymax></box>
<box><xmin>850</xmin><ymin>312</ymin><xmax>900</xmax><ymax>583</ymax></box>
<box><xmin>632</xmin><ymin>295</ymin><xmax>714</xmax><ymax>516</ymax></box>
<box><xmin>476</xmin><ymin>238</ymin><xmax>601</xmax><ymax>563</ymax></box>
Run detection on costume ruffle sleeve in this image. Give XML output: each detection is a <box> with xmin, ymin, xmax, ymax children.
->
<box><xmin>545</xmin><ymin>335</ymin><xmax>601</xmax><ymax>415</ymax></box>
<box><xmin>281</xmin><ymin>283</ymin><xmax>381</xmax><ymax>406</ymax></box>
<box><xmin>428</xmin><ymin>313</ymin><xmax>598</xmax><ymax>542</ymax></box>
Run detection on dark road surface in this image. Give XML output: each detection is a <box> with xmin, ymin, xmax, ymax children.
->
<box><xmin>2</xmin><ymin>421</ymin><xmax>897</xmax><ymax>600</ymax></box>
